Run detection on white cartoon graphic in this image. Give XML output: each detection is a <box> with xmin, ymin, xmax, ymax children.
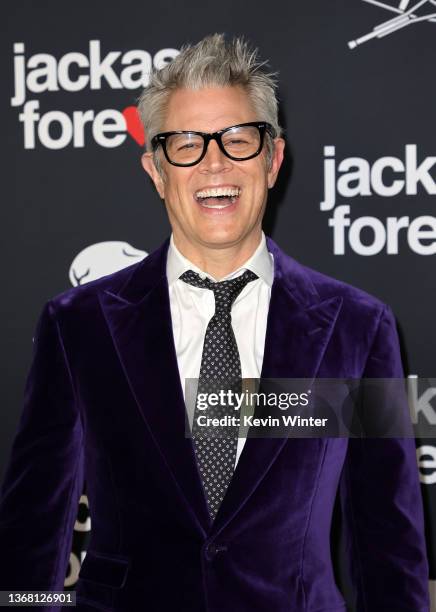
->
<box><xmin>69</xmin><ymin>241</ymin><xmax>147</xmax><ymax>286</ymax></box>
<box><xmin>348</xmin><ymin>0</ymin><xmax>436</xmax><ymax>49</ymax></box>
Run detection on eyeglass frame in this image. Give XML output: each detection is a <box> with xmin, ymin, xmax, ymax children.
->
<box><xmin>150</xmin><ymin>121</ymin><xmax>277</xmax><ymax>167</ymax></box>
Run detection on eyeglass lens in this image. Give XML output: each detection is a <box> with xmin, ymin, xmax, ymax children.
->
<box><xmin>165</xmin><ymin>125</ymin><xmax>262</xmax><ymax>165</ymax></box>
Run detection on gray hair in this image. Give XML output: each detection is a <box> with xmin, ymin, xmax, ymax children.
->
<box><xmin>137</xmin><ymin>33</ymin><xmax>282</xmax><ymax>173</ymax></box>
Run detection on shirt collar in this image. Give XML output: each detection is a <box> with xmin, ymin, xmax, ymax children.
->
<box><xmin>166</xmin><ymin>231</ymin><xmax>274</xmax><ymax>287</ymax></box>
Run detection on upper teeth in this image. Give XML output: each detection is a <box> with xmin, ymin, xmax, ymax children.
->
<box><xmin>196</xmin><ymin>187</ymin><xmax>240</xmax><ymax>199</ymax></box>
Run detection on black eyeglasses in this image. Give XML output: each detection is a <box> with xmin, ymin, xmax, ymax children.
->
<box><xmin>151</xmin><ymin>121</ymin><xmax>276</xmax><ymax>167</ymax></box>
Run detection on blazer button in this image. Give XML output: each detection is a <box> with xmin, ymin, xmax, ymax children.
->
<box><xmin>204</xmin><ymin>542</ymin><xmax>227</xmax><ymax>561</ymax></box>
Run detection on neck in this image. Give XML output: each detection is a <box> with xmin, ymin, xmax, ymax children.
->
<box><xmin>173</xmin><ymin>231</ymin><xmax>263</xmax><ymax>280</ymax></box>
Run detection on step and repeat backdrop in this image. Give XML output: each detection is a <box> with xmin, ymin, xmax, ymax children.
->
<box><xmin>2</xmin><ymin>0</ymin><xmax>435</xmax><ymax>608</ymax></box>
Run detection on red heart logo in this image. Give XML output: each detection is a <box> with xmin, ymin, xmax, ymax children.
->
<box><xmin>122</xmin><ymin>106</ymin><xmax>145</xmax><ymax>146</ymax></box>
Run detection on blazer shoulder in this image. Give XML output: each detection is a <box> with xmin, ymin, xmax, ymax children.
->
<box><xmin>268</xmin><ymin>236</ymin><xmax>388</xmax><ymax>320</ymax></box>
<box><xmin>305</xmin><ymin>263</ymin><xmax>385</xmax><ymax>310</ymax></box>
<box><xmin>293</xmin><ymin>261</ymin><xmax>396</xmax><ymax>357</ymax></box>
<box><xmin>45</xmin><ymin>258</ymin><xmax>144</xmax><ymax>317</ymax></box>
<box><xmin>281</xmin><ymin>249</ymin><xmax>390</xmax><ymax>328</ymax></box>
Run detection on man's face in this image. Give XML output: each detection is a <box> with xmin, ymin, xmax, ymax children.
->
<box><xmin>142</xmin><ymin>85</ymin><xmax>284</xmax><ymax>254</ymax></box>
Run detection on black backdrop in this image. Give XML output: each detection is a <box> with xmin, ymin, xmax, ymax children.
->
<box><xmin>2</xmin><ymin>1</ymin><xmax>435</xmax><ymax>608</ymax></box>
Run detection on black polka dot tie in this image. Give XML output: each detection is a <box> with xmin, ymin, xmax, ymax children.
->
<box><xmin>179</xmin><ymin>269</ymin><xmax>258</xmax><ymax>520</ymax></box>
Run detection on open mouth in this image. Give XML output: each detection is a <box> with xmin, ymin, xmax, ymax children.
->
<box><xmin>194</xmin><ymin>186</ymin><xmax>241</xmax><ymax>209</ymax></box>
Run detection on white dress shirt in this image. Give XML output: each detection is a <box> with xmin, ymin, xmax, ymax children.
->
<box><xmin>166</xmin><ymin>231</ymin><xmax>274</xmax><ymax>468</ymax></box>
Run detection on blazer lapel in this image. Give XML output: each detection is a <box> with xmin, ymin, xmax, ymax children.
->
<box><xmin>98</xmin><ymin>235</ymin><xmax>343</xmax><ymax>537</ymax></box>
<box><xmin>98</xmin><ymin>238</ymin><xmax>212</xmax><ymax>536</ymax></box>
<box><xmin>212</xmin><ymin>237</ymin><xmax>343</xmax><ymax>534</ymax></box>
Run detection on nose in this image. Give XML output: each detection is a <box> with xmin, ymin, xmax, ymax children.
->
<box><xmin>198</xmin><ymin>139</ymin><xmax>232</xmax><ymax>174</ymax></box>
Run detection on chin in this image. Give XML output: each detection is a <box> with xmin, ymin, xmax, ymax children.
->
<box><xmin>197</xmin><ymin>228</ymin><xmax>245</xmax><ymax>248</ymax></box>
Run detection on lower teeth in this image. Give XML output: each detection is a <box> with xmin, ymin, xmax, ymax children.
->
<box><xmin>199</xmin><ymin>196</ymin><xmax>237</xmax><ymax>208</ymax></box>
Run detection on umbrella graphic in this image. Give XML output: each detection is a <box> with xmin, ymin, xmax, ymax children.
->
<box><xmin>348</xmin><ymin>0</ymin><xmax>436</xmax><ymax>48</ymax></box>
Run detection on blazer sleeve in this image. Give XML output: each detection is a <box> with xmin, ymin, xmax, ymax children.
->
<box><xmin>339</xmin><ymin>304</ymin><xmax>430</xmax><ymax>612</ymax></box>
<box><xmin>0</xmin><ymin>299</ymin><xmax>84</xmax><ymax>601</ymax></box>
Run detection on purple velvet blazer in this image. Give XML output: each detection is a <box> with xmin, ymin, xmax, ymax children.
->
<box><xmin>0</xmin><ymin>236</ymin><xmax>429</xmax><ymax>612</ymax></box>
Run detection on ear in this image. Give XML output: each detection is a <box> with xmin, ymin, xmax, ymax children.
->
<box><xmin>141</xmin><ymin>152</ymin><xmax>165</xmax><ymax>199</ymax></box>
<box><xmin>267</xmin><ymin>138</ymin><xmax>285</xmax><ymax>189</ymax></box>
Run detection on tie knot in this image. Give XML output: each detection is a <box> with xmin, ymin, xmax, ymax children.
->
<box><xmin>179</xmin><ymin>269</ymin><xmax>258</xmax><ymax>314</ymax></box>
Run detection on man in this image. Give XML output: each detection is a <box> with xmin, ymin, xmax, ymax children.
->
<box><xmin>0</xmin><ymin>34</ymin><xmax>429</xmax><ymax>612</ymax></box>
